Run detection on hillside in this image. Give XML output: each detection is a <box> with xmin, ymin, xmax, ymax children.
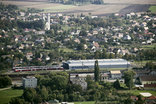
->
<box><xmin>0</xmin><ymin>0</ymin><xmax>156</xmax><ymax>15</ymax></box>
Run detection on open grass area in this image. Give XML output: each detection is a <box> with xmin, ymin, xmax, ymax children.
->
<box><xmin>74</xmin><ymin>101</ymin><xmax>95</xmax><ymax>104</ymax></box>
<box><xmin>43</xmin><ymin>5</ymin><xmax>76</xmax><ymax>13</ymax></box>
<box><xmin>59</xmin><ymin>47</ymin><xmax>75</xmax><ymax>52</ymax></box>
<box><xmin>132</xmin><ymin>60</ymin><xmax>156</xmax><ymax>67</ymax></box>
<box><xmin>141</xmin><ymin>43</ymin><xmax>156</xmax><ymax>49</ymax></box>
<box><xmin>149</xmin><ymin>6</ymin><xmax>156</xmax><ymax>13</ymax></box>
<box><xmin>118</xmin><ymin>90</ymin><xmax>156</xmax><ymax>96</ymax></box>
<box><xmin>0</xmin><ymin>88</ymin><xmax>23</xmax><ymax>104</ymax></box>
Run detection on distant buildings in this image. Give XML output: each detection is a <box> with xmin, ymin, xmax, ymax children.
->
<box><xmin>23</xmin><ymin>76</ymin><xmax>37</xmax><ymax>88</ymax></box>
<box><xmin>70</xmin><ymin>70</ymin><xmax>124</xmax><ymax>90</ymax></box>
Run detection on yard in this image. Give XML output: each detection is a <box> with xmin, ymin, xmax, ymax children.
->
<box><xmin>149</xmin><ymin>6</ymin><xmax>156</xmax><ymax>13</ymax></box>
<box><xmin>0</xmin><ymin>88</ymin><xmax>23</xmax><ymax>104</ymax></box>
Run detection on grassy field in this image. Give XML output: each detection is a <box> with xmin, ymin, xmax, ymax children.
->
<box><xmin>74</xmin><ymin>101</ymin><xmax>95</xmax><ymax>104</ymax></box>
<box><xmin>1</xmin><ymin>0</ymin><xmax>156</xmax><ymax>15</ymax></box>
<box><xmin>59</xmin><ymin>47</ymin><xmax>75</xmax><ymax>52</ymax></box>
<box><xmin>149</xmin><ymin>6</ymin><xmax>156</xmax><ymax>13</ymax></box>
<box><xmin>0</xmin><ymin>88</ymin><xmax>23</xmax><ymax>104</ymax></box>
<box><xmin>118</xmin><ymin>90</ymin><xmax>156</xmax><ymax>96</ymax></box>
<box><xmin>43</xmin><ymin>5</ymin><xmax>76</xmax><ymax>13</ymax></box>
<box><xmin>141</xmin><ymin>43</ymin><xmax>156</xmax><ymax>49</ymax></box>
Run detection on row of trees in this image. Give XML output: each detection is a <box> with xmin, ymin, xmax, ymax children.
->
<box><xmin>49</xmin><ymin>0</ymin><xmax>104</xmax><ymax>5</ymax></box>
<box><xmin>17</xmin><ymin>20</ymin><xmax>44</xmax><ymax>30</ymax></box>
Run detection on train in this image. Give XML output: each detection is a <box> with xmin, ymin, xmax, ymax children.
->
<box><xmin>13</xmin><ymin>66</ymin><xmax>64</xmax><ymax>72</ymax></box>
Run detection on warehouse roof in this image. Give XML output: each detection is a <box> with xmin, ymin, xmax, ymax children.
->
<box><xmin>67</xmin><ymin>59</ymin><xmax>127</xmax><ymax>63</ymax></box>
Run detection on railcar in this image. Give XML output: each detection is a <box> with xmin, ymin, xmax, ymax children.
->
<box><xmin>13</xmin><ymin>66</ymin><xmax>64</xmax><ymax>72</ymax></box>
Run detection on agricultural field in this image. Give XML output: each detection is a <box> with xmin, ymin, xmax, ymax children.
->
<box><xmin>149</xmin><ymin>6</ymin><xmax>156</xmax><ymax>13</ymax></box>
<box><xmin>0</xmin><ymin>88</ymin><xmax>23</xmax><ymax>104</ymax></box>
<box><xmin>0</xmin><ymin>0</ymin><xmax>156</xmax><ymax>15</ymax></box>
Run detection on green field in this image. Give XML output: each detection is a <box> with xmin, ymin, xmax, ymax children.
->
<box><xmin>43</xmin><ymin>5</ymin><xmax>76</xmax><ymax>13</ymax></box>
<box><xmin>118</xmin><ymin>90</ymin><xmax>156</xmax><ymax>96</ymax></box>
<box><xmin>0</xmin><ymin>88</ymin><xmax>23</xmax><ymax>104</ymax></box>
<box><xmin>149</xmin><ymin>6</ymin><xmax>156</xmax><ymax>13</ymax></box>
<box><xmin>141</xmin><ymin>43</ymin><xmax>156</xmax><ymax>49</ymax></box>
<box><xmin>59</xmin><ymin>47</ymin><xmax>75</xmax><ymax>52</ymax></box>
<box><xmin>74</xmin><ymin>101</ymin><xmax>95</xmax><ymax>104</ymax></box>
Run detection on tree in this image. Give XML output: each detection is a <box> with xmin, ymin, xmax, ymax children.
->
<box><xmin>9</xmin><ymin>97</ymin><xmax>28</xmax><ymax>104</ymax></box>
<box><xmin>135</xmin><ymin>95</ymin><xmax>145</xmax><ymax>104</ymax></box>
<box><xmin>113</xmin><ymin>79</ymin><xmax>121</xmax><ymax>89</ymax></box>
<box><xmin>135</xmin><ymin>77</ymin><xmax>142</xmax><ymax>85</ymax></box>
<box><xmin>0</xmin><ymin>76</ymin><xmax>12</xmax><ymax>88</ymax></box>
<box><xmin>23</xmin><ymin>88</ymin><xmax>36</xmax><ymax>103</ymax></box>
<box><xmin>39</xmin><ymin>86</ymin><xmax>48</xmax><ymax>101</ymax></box>
<box><xmin>123</xmin><ymin>97</ymin><xmax>133</xmax><ymax>104</ymax></box>
<box><xmin>123</xmin><ymin>70</ymin><xmax>136</xmax><ymax>90</ymax></box>
<box><xmin>94</xmin><ymin>60</ymin><xmax>100</xmax><ymax>82</ymax></box>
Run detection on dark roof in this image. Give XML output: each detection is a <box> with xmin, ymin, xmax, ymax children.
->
<box><xmin>146</xmin><ymin>96</ymin><xmax>156</xmax><ymax>100</ymax></box>
<box><xmin>144</xmin><ymin>84</ymin><xmax>156</xmax><ymax>88</ymax></box>
<box><xmin>135</xmin><ymin>70</ymin><xmax>150</xmax><ymax>74</ymax></box>
<box><xmin>140</xmin><ymin>75</ymin><xmax>156</xmax><ymax>81</ymax></box>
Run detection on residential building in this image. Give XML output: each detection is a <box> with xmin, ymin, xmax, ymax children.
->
<box><xmin>110</xmin><ymin>71</ymin><xmax>122</xmax><ymax>79</ymax></box>
<box><xmin>23</xmin><ymin>76</ymin><xmax>37</xmax><ymax>88</ymax></box>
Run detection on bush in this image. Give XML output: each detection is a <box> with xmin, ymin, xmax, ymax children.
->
<box><xmin>0</xmin><ymin>76</ymin><xmax>12</xmax><ymax>88</ymax></box>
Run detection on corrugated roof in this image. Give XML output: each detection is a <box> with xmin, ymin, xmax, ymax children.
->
<box><xmin>67</xmin><ymin>59</ymin><xmax>127</xmax><ymax>63</ymax></box>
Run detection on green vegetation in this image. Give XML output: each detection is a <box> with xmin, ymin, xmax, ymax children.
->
<box><xmin>123</xmin><ymin>70</ymin><xmax>136</xmax><ymax>90</ymax></box>
<box><xmin>49</xmin><ymin>0</ymin><xmax>104</xmax><ymax>5</ymax></box>
<box><xmin>0</xmin><ymin>88</ymin><xmax>23</xmax><ymax>104</ymax></box>
<box><xmin>141</xmin><ymin>43</ymin><xmax>156</xmax><ymax>49</ymax></box>
<box><xmin>59</xmin><ymin>47</ymin><xmax>75</xmax><ymax>52</ymax></box>
<box><xmin>118</xmin><ymin>90</ymin><xmax>156</xmax><ymax>96</ymax></box>
<box><xmin>0</xmin><ymin>76</ymin><xmax>12</xmax><ymax>88</ymax></box>
<box><xmin>43</xmin><ymin>5</ymin><xmax>76</xmax><ymax>13</ymax></box>
<box><xmin>74</xmin><ymin>101</ymin><xmax>95</xmax><ymax>104</ymax></box>
<box><xmin>94</xmin><ymin>60</ymin><xmax>100</xmax><ymax>82</ymax></box>
<box><xmin>149</xmin><ymin>6</ymin><xmax>156</xmax><ymax>13</ymax></box>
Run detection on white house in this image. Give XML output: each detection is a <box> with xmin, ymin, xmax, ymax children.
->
<box><xmin>23</xmin><ymin>76</ymin><xmax>37</xmax><ymax>88</ymax></box>
<box><xmin>123</xmin><ymin>35</ymin><xmax>131</xmax><ymax>40</ymax></box>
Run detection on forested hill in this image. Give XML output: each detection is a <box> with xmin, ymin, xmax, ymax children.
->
<box><xmin>49</xmin><ymin>0</ymin><xmax>104</xmax><ymax>5</ymax></box>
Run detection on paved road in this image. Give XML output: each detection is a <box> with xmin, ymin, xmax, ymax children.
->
<box><xmin>0</xmin><ymin>86</ymin><xmax>11</xmax><ymax>91</ymax></box>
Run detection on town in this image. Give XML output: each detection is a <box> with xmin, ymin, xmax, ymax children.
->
<box><xmin>0</xmin><ymin>2</ymin><xmax>156</xmax><ymax>104</ymax></box>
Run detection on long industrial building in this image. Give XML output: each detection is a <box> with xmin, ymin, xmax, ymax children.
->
<box><xmin>63</xmin><ymin>59</ymin><xmax>131</xmax><ymax>70</ymax></box>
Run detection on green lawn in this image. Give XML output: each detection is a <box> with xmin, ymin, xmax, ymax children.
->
<box><xmin>74</xmin><ymin>101</ymin><xmax>95</xmax><ymax>104</ymax></box>
<box><xmin>149</xmin><ymin>6</ymin><xmax>156</xmax><ymax>13</ymax></box>
<box><xmin>118</xmin><ymin>90</ymin><xmax>156</xmax><ymax>96</ymax></box>
<box><xmin>0</xmin><ymin>88</ymin><xmax>23</xmax><ymax>104</ymax></box>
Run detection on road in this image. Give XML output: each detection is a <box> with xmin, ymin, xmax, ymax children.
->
<box><xmin>0</xmin><ymin>86</ymin><xmax>11</xmax><ymax>91</ymax></box>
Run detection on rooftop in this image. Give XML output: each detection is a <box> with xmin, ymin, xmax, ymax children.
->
<box><xmin>140</xmin><ymin>75</ymin><xmax>156</xmax><ymax>81</ymax></box>
<box><xmin>110</xmin><ymin>71</ymin><xmax>121</xmax><ymax>74</ymax></box>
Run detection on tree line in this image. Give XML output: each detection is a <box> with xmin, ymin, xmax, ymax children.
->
<box><xmin>49</xmin><ymin>0</ymin><xmax>104</xmax><ymax>5</ymax></box>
